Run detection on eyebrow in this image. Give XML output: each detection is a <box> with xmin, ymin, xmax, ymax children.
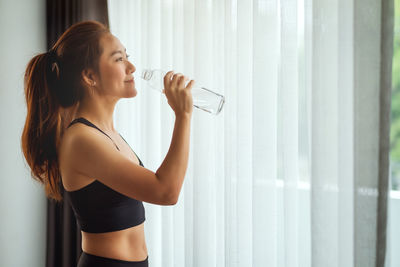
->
<box><xmin>109</xmin><ymin>48</ymin><xmax>127</xmax><ymax>57</ymax></box>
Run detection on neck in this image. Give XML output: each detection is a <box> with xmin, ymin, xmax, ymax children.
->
<box><xmin>74</xmin><ymin>93</ymin><xmax>118</xmax><ymax>133</ymax></box>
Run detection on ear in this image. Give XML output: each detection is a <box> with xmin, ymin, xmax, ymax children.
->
<box><xmin>81</xmin><ymin>68</ymin><xmax>97</xmax><ymax>87</ymax></box>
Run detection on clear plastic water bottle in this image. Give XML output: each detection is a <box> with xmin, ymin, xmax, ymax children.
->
<box><xmin>140</xmin><ymin>69</ymin><xmax>225</xmax><ymax>115</ymax></box>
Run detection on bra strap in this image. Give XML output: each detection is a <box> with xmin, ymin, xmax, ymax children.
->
<box><xmin>118</xmin><ymin>133</ymin><xmax>144</xmax><ymax>167</ymax></box>
<box><xmin>67</xmin><ymin>117</ymin><xmax>120</xmax><ymax>151</ymax></box>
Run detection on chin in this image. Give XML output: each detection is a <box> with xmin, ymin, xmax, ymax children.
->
<box><xmin>126</xmin><ymin>88</ymin><xmax>138</xmax><ymax>98</ymax></box>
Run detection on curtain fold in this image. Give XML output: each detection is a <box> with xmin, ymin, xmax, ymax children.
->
<box><xmin>106</xmin><ymin>0</ymin><xmax>393</xmax><ymax>266</ymax></box>
<box><xmin>352</xmin><ymin>0</ymin><xmax>393</xmax><ymax>266</ymax></box>
<box><xmin>45</xmin><ymin>1</ymin><xmax>109</xmax><ymax>267</ymax></box>
<box><xmin>376</xmin><ymin>0</ymin><xmax>394</xmax><ymax>266</ymax></box>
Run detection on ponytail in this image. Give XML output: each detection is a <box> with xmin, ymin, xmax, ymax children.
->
<box><xmin>21</xmin><ymin>51</ymin><xmax>63</xmax><ymax>201</ymax></box>
<box><xmin>21</xmin><ymin>20</ymin><xmax>110</xmax><ymax>201</ymax></box>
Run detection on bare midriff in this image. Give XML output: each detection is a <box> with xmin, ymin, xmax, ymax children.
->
<box><xmin>81</xmin><ymin>222</ymin><xmax>148</xmax><ymax>261</ymax></box>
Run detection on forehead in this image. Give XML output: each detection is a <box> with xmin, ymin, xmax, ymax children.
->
<box><xmin>100</xmin><ymin>34</ymin><xmax>125</xmax><ymax>57</ymax></box>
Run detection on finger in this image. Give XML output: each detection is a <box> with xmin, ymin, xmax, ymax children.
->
<box><xmin>178</xmin><ymin>76</ymin><xmax>188</xmax><ymax>89</ymax></box>
<box><xmin>171</xmin><ymin>73</ymin><xmax>183</xmax><ymax>89</ymax></box>
<box><xmin>173</xmin><ymin>73</ymin><xmax>183</xmax><ymax>81</ymax></box>
<box><xmin>164</xmin><ymin>71</ymin><xmax>175</xmax><ymax>86</ymax></box>
<box><xmin>186</xmin><ymin>80</ymin><xmax>195</xmax><ymax>89</ymax></box>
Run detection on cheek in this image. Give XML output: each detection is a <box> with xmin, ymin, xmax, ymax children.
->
<box><xmin>101</xmin><ymin>64</ymin><xmax>125</xmax><ymax>85</ymax></box>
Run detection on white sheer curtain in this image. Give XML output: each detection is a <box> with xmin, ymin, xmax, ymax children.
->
<box><xmin>107</xmin><ymin>1</ymin><xmax>391</xmax><ymax>267</ymax></box>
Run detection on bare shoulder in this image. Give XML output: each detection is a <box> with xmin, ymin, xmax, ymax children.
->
<box><xmin>59</xmin><ymin>123</ymin><xmax>98</xmax><ymax>171</ymax></box>
<box><xmin>58</xmin><ymin>123</ymin><xmax>100</xmax><ymax>190</ymax></box>
<box><xmin>59</xmin><ymin>122</ymin><xmax>121</xmax><ymax>182</ymax></box>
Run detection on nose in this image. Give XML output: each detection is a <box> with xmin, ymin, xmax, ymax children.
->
<box><xmin>127</xmin><ymin>60</ymin><xmax>136</xmax><ymax>74</ymax></box>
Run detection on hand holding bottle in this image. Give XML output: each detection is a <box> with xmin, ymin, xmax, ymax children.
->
<box><xmin>163</xmin><ymin>71</ymin><xmax>195</xmax><ymax>117</ymax></box>
<box><xmin>141</xmin><ymin>69</ymin><xmax>225</xmax><ymax>115</ymax></box>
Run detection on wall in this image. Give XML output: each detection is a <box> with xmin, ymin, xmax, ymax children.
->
<box><xmin>0</xmin><ymin>0</ymin><xmax>47</xmax><ymax>266</ymax></box>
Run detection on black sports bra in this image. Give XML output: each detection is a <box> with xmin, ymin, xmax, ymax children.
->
<box><xmin>64</xmin><ymin>117</ymin><xmax>145</xmax><ymax>233</ymax></box>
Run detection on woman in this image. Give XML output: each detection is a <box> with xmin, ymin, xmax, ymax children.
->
<box><xmin>21</xmin><ymin>20</ymin><xmax>194</xmax><ymax>267</ymax></box>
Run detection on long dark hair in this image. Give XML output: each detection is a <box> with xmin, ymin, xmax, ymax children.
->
<box><xmin>21</xmin><ymin>20</ymin><xmax>110</xmax><ymax>201</ymax></box>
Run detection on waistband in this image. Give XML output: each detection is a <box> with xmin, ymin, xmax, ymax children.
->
<box><xmin>78</xmin><ymin>251</ymin><xmax>148</xmax><ymax>267</ymax></box>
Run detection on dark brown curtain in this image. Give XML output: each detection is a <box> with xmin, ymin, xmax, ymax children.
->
<box><xmin>45</xmin><ymin>1</ymin><xmax>109</xmax><ymax>266</ymax></box>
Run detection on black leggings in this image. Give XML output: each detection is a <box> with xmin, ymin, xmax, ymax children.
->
<box><xmin>77</xmin><ymin>251</ymin><xmax>149</xmax><ymax>267</ymax></box>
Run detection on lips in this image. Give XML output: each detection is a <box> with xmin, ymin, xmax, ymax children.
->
<box><xmin>125</xmin><ymin>79</ymin><xmax>134</xmax><ymax>83</ymax></box>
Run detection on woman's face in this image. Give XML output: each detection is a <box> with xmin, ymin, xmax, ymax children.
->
<box><xmin>95</xmin><ymin>34</ymin><xmax>136</xmax><ymax>99</ymax></box>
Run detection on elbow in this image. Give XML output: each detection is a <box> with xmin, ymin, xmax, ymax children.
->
<box><xmin>165</xmin><ymin>192</ymin><xmax>178</xmax><ymax>206</ymax></box>
<box><xmin>164</xmin><ymin>189</ymin><xmax>179</xmax><ymax>206</ymax></box>
<box><xmin>157</xmin><ymin>173</ymin><xmax>181</xmax><ymax>206</ymax></box>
